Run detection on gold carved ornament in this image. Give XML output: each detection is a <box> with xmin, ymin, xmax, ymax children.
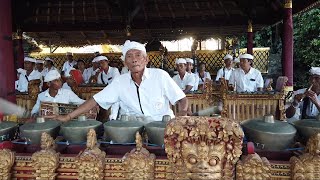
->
<box><xmin>0</xmin><ymin>149</ymin><xmax>15</xmax><ymax>180</ymax></box>
<box><xmin>290</xmin><ymin>133</ymin><xmax>320</xmax><ymax>180</ymax></box>
<box><xmin>247</xmin><ymin>20</ymin><xmax>253</xmax><ymax>33</ymax></box>
<box><xmin>76</xmin><ymin>129</ymin><xmax>106</xmax><ymax>180</ymax></box>
<box><xmin>284</xmin><ymin>0</ymin><xmax>292</xmax><ymax>9</ymax></box>
<box><xmin>236</xmin><ymin>153</ymin><xmax>271</xmax><ymax>180</ymax></box>
<box><xmin>164</xmin><ymin>116</ymin><xmax>244</xmax><ymax>180</ymax></box>
<box><xmin>31</xmin><ymin>132</ymin><xmax>59</xmax><ymax>180</ymax></box>
<box><xmin>28</xmin><ymin>79</ymin><xmax>41</xmax><ymax>99</ymax></box>
<box><xmin>123</xmin><ymin>132</ymin><xmax>156</xmax><ymax>180</ymax></box>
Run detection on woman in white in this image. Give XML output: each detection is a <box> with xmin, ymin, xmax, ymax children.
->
<box><xmin>196</xmin><ymin>62</ymin><xmax>211</xmax><ymax>88</ymax></box>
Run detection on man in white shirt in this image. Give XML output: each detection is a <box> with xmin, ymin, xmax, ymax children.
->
<box><xmin>185</xmin><ymin>58</ymin><xmax>199</xmax><ymax>91</ymax></box>
<box><xmin>286</xmin><ymin>67</ymin><xmax>320</xmax><ymax>119</ymax></box>
<box><xmin>31</xmin><ymin>70</ymin><xmax>85</xmax><ymax>116</ymax></box>
<box><xmin>83</xmin><ymin>58</ymin><xmax>100</xmax><ymax>83</ymax></box>
<box><xmin>228</xmin><ymin>54</ymin><xmax>264</xmax><ymax>92</ymax></box>
<box><xmin>172</xmin><ymin>58</ymin><xmax>195</xmax><ymax>93</ymax></box>
<box><xmin>48</xmin><ymin>40</ymin><xmax>188</xmax><ymax>122</ymax></box>
<box><xmin>96</xmin><ymin>56</ymin><xmax>120</xmax><ymax>85</ymax></box>
<box><xmin>215</xmin><ymin>54</ymin><xmax>234</xmax><ymax>83</ymax></box>
<box><xmin>61</xmin><ymin>52</ymin><xmax>77</xmax><ymax>75</ymax></box>
<box><xmin>16</xmin><ymin>57</ymin><xmax>42</xmax><ymax>92</ymax></box>
<box><xmin>42</xmin><ymin>57</ymin><xmax>59</xmax><ymax>77</ymax></box>
<box><xmin>36</xmin><ymin>60</ymin><xmax>45</xmax><ymax>75</ymax></box>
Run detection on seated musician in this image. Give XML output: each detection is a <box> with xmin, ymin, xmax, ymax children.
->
<box><xmin>83</xmin><ymin>58</ymin><xmax>100</xmax><ymax>83</ymax></box>
<box><xmin>16</xmin><ymin>57</ymin><xmax>42</xmax><ymax>92</ymax></box>
<box><xmin>31</xmin><ymin>70</ymin><xmax>85</xmax><ymax>116</ymax></box>
<box><xmin>35</xmin><ymin>59</ymin><xmax>45</xmax><ymax>76</ymax></box>
<box><xmin>42</xmin><ymin>57</ymin><xmax>59</xmax><ymax>77</ymax></box>
<box><xmin>215</xmin><ymin>54</ymin><xmax>235</xmax><ymax>84</ymax></box>
<box><xmin>286</xmin><ymin>67</ymin><xmax>320</xmax><ymax>119</ymax></box>
<box><xmin>196</xmin><ymin>62</ymin><xmax>212</xmax><ymax>88</ymax></box>
<box><xmin>61</xmin><ymin>52</ymin><xmax>77</xmax><ymax>77</ymax></box>
<box><xmin>173</xmin><ymin>58</ymin><xmax>195</xmax><ymax>93</ymax></box>
<box><xmin>228</xmin><ymin>54</ymin><xmax>264</xmax><ymax>92</ymax></box>
<box><xmin>186</xmin><ymin>58</ymin><xmax>199</xmax><ymax>91</ymax></box>
<box><xmin>48</xmin><ymin>40</ymin><xmax>188</xmax><ymax>122</ymax></box>
<box><xmin>95</xmin><ymin>56</ymin><xmax>120</xmax><ymax>85</ymax></box>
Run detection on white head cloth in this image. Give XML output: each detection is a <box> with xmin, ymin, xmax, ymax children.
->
<box><xmin>234</xmin><ymin>58</ymin><xmax>240</xmax><ymax>63</ymax></box>
<box><xmin>121</xmin><ymin>40</ymin><xmax>146</xmax><ymax>60</ymax></box>
<box><xmin>93</xmin><ymin>55</ymin><xmax>108</xmax><ymax>62</ymax></box>
<box><xmin>36</xmin><ymin>60</ymin><xmax>44</xmax><ymax>64</ymax></box>
<box><xmin>175</xmin><ymin>58</ymin><xmax>187</xmax><ymax>64</ymax></box>
<box><xmin>17</xmin><ymin>68</ymin><xmax>26</xmax><ymax>74</ymax></box>
<box><xmin>310</xmin><ymin>67</ymin><xmax>320</xmax><ymax>76</ymax></box>
<box><xmin>224</xmin><ymin>54</ymin><xmax>233</xmax><ymax>60</ymax></box>
<box><xmin>239</xmin><ymin>54</ymin><xmax>254</xmax><ymax>60</ymax></box>
<box><xmin>24</xmin><ymin>57</ymin><xmax>36</xmax><ymax>63</ymax></box>
<box><xmin>185</xmin><ymin>58</ymin><xmax>194</xmax><ymax>64</ymax></box>
<box><xmin>44</xmin><ymin>70</ymin><xmax>61</xmax><ymax>82</ymax></box>
<box><xmin>45</xmin><ymin>57</ymin><xmax>54</xmax><ymax>62</ymax></box>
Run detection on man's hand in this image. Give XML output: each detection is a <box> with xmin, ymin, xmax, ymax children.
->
<box><xmin>44</xmin><ymin>114</ymin><xmax>71</xmax><ymax>122</ymax></box>
<box><xmin>294</xmin><ymin>93</ymin><xmax>305</xmax><ymax>102</ymax></box>
<box><xmin>305</xmin><ymin>90</ymin><xmax>319</xmax><ymax>105</ymax></box>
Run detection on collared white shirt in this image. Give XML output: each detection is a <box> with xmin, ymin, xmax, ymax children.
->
<box><xmin>62</xmin><ymin>60</ymin><xmax>77</xmax><ymax>73</ymax></box>
<box><xmin>31</xmin><ymin>88</ymin><xmax>85</xmax><ymax>115</ymax></box>
<box><xmin>62</xmin><ymin>82</ymin><xmax>72</xmax><ymax>91</ymax></box>
<box><xmin>196</xmin><ymin>71</ymin><xmax>211</xmax><ymax>85</ymax></box>
<box><xmin>215</xmin><ymin>67</ymin><xmax>235</xmax><ymax>81</ymax></box>
<box><xmin>83</xmin><ymin>67</ymin><xmax>100</xmax><ymax>83</ymax></box>
<box><xmin>229</xmin><ymin>67</ymin><xmax>264</xmax><ymax>92</ymax></box>
<box><xmin>16</xmin><ymin>70</ymin><xmax>42</xmax><ymax>92</ymax></box>
<box><xmin>42</xmin><ymin>67</ymin><xmax>59</xmax><ymax>77</ymax></box>
<box><xmin>93</xmin><ymin>68</ymin><xmax>186</xmax><ymax>121</ymax></box>
<box><xmin>172</xmin><ymin>72</ymin><xmax>195</xmax><ymax>91</ymax></box>
<box><xmin>294</xmin><ymin>88</ymin><xmax>320</xmax><ymax>118</ymax></box>
<box><xmin>121</xmin><ymin>66</ymin><xmax>129</xmax><ymax>74</ymax></box>
<box><xmin>97</xmin><ymin>67</ymin><xmax>120</xmax><ymax>85</ymax></box>
<box><xmin>190</xmin><ymin>72</ymin><xmax>199</xmax><ymax>91</ymax></box>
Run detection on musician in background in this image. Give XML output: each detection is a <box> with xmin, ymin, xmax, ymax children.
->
<box><xmin>228</xmin><ymin>54</ymin><xmax>264</xmax><ymax>92</ymax></box>
<box><xmin>173</xmin><ymin>58</ymin><xmax>195</xmax><ymax>93</ymax></box>
<box><xmin>215</xmin><ymin>54</ymin><xmax>234</xmax><ymax>83</ymax></box>
<box><xmin>196</xmin><ymin>62</ymin><xmax>212</xmax><ymax>88</ymax></box>
<box><xmin>16</xmin><ymin>57</ymin><xmax>42</xmax><ymax>92</ymax></box>
<box><xmin>84</xmin><ymin>58</ymin><xmax>100</xmax><ymax>83</ymax></box>
<box><xmin>35</xmin><ymin>59</ymin><xmax>45</xmax><ymax>76</ymax></box>
<box><xmin>61</xmin><ymin>52</ymin><xmax>77</xmax><ymax>76</ymax></box>
<box><xmin>31</xmin><ymin>70</ymin><xmax>85</xmax><ymax>116</ymax></box>
<box><xmin>186</xmin><ymin>58</ymin><xmax>199</xmax><ymax>91</ymax></box>
<box><xmin>49</xmin><ymin>40</ymin><xmax>188</xmax><ymax>122</ymax></box>
<box><xmin>286</xmin><ymin>67</ymin><xmax>320</xmax><ymax>119</ymax></box>
<box><xmin>42</xmin><ymin>57</ymin><xmax>59</xmax><ymax>77</ymax></box>
<box><xmin>96</xmin><ymin>56</ymin><xmax>120</xmax><ymax>85</ymax></box>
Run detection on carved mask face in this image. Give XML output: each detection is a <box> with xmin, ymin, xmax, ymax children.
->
<box><xmin>181</xmin><ymin>141</ymin><xmax>225</xmax><ymax>180</ymax></box>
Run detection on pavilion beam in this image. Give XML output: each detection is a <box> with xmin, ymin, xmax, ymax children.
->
<box><xmin>282</xmin><ymin>0</ymin><xmax>293</xmax><ymax>86</ymax></box>
<box><xmin>0</xmin><ymin>0</ymin><xmax>16</xmax><ymax>103</ymax></box>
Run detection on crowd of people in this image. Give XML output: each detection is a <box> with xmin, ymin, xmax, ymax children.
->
<box><xmin>14</xmin><ymin>40</ymin><xmax>320</xmax><ymax>121</ymax></box>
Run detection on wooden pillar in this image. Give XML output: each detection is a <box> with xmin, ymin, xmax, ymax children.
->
<box><xmin>221</xmin><ymin>36</ymin><xmax>226</xmax><ymax>50</ymax></box>
<box><xmin>247</xmin><ymin>20</ymin><xmax>254</xmax><ymax>55</ymax></box>
<box><xmin>0</xmin><ymin>0</ymin><xmax>16</xmax><ymax>103</ymax></box>
<box><xmin>282</xmin><ymin>0</ymin><xmax>293</xmax><ymax>86</ymax></box>
<box><xmin>13</xmin><ymin>30</ymin><xmax>24</xmax><ymax>69</ymax></box>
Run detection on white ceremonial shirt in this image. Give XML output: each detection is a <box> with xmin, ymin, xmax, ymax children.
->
<box><xmin>62</xmin><ymin>61</ymin><xmax>77</xmax><ymax>73</ymax></box>
<box><xmin>121</xmin><ymin>66</ymin><xmax>129</xmax><ymax>74</ymax></box>
<box><xmin>16</xmin><ymin>70</ymin><xmax>42</xmax><ymax>92</ymax></box>
<box><xmin>228</xmin><ymin>67</ymin><xmax>264</xmax><ymax>92</ymax></box>
<box><xmin>83</xmin><ymin>67</ymin><xmax>99</xmax><ymax>83</ymax></box>
<box><xmin>97</xmin><ymin>67</ymin><xmax>120</xmax><ymax>85</ymax></box>
<box><xmin>293</xmin><ymin>88</ymin><xmax>320</xmax><ymax>118</ymax></box>
<box><xmin>196</xmin><ymin>71</ymin><xmax>211</xmax><ymax>85</ymax></box>
<box><xmin>172</xmin><ymin>72</ymin><xmax>195</xmax><ymax>91</ymax></box>
<box><xmin>31</xmin><ymin>88</ymin><xmax>85</xmax><ymax>115</ymax></box>
<box><xmin>93</xmin><ymin>68</ymin><xmax>186</xmax><ymax>121</ymax></box>
<box><xmin>190</xmin><ymin>73</ymin><xmax>199</xmax><ymax>91</ymax></box>
<box><xmin>42</xmin><ymin>67</ymin><xmax>59</xmax><ymax>77</ymax></box>
<box><xmin>215</xmin><ymin>67</ymin><xmax>235</xmax><ymax>81</ymax></box>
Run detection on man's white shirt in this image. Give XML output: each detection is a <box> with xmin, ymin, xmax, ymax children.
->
<box><xmin>16</xmin><ymin>70</ymin><xmax>42</xmax><ymax>92</ymax></box>
<box><xmin>93</xmin><ymin>68</ymin><xmax>186</xmax><ymax>121</ymax></box>
<box><xmin>62</xmin><ymin>61</ymin><xmax>77</xmax><ymax>73</ymax></box>
<box><xmin>196</xmin><ymin>71</ymin><xmax>211</xmax><ymax>85</ymax></box>
<box><xmin>83</xmin><ymin>67</ymin><xmax>99</xmax><ymax>83</ymax></box>
<box><xmin>31</xmin><ymin>88</ymin><xmax>85</xmax><ymax>115</ymax></box>
<box><xmin>172</xmin><ymin>72</ymin><xmax>195</xmax><ymax>91</ymax></box>
<box><xmin>228</xmin><ymin>67</ymin><xmax>264</xmax><ymax>92</ymax></box>
<box><xmin>215</xmin><ymin>67</ymin><xmax>234</xmax><ymax>81</ymax></box>
<box><xmin>42</xmin><ymin>67</ymin><xmax>59</xmax><ymax>77</ymax></box>
<box><xmin>97</xmin><ymin>67</ymin><xmax>120</xmax><ymax>85</ymax></box>
<box><xmin>294</xmin><ymin>88</ymin><xmax>320</xmax><ymax>118</ymax></box>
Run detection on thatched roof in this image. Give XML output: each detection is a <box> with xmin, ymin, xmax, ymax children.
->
<box><xmin>12</xmin><ymin>0</ymin><xmax>319</xmax><ymax>46</ymax></box>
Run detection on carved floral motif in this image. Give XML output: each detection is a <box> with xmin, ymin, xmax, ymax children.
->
<box><xmin>0</xmin><ymin>149</ymin><xmax>15</xmax><ymax>180</ymax></box>
<box><xmin>32</xmin><ymin>132</ymin><xmax>59</xmax><ymax>180</ymax></box>
<box><xmin>123</xmin><ymin>132</ymin><xmax>156</xmax><ymax>180</ymax></box>
<box><xmin>76</xmin><ymin>129</ymin><xmax>106</xmax><ymax>180</ymax></box>
<box><xmin>164</xmin><ymin>116</ymin><xmax>243</xmax><ymax>180</ymax></box>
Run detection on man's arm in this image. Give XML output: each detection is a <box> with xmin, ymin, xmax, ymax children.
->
<box><xmin>184</xmin><ymin>85</ymin><xmax>193</xmax><ymax>93</ymax></box>
<box><xmin>177</xmin><ymin>97</ymin><xmax>188</xmax><ymax>116</ymax></box>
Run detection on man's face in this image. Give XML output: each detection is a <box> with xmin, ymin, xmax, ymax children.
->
<box><xmin>239</xmin><ymin>58</ymin><xmax>251</xmax><ymax>70</ymax></box>
<box><xmin>24</xmin><ymin>61</ymin><xmax>34</xmax><ymax>71</ymax></box>
<box><xmin>77</xmin><ymin>61</ymin><xmax>85</xmax><ymax>70</ymax></box>
<box><xmin>99</xmin><ymin>60</ymin><xmax>109</xmax><ymax>69</ymax></box>
<box><xmin>125</xmin><ymin>49</ymin><xmax>148</xmax><ymax>73</ymax></box>
<box><xmin>176</xmin><ymin>63</ymin><xmax>187</xmax><ymax>74</ymax></box>
<box><xmin>224</xmin><ymin>59</ymin><xmax>232</xmax><ymax>67</ymax></box>
<box><xmin>186</xmin><ymin>62</ymin><xmax>193</xmax><ymax>72</ymax></box>
<box><xmin>93</xmin><ymin>62</ymin><xmax>100</xmax><ymax>69</ymax></box>
<box><xmin>199</xmin><ymin>64</ymin><xmax>206</xmax><ymax>71</ymax></box>
<box><xmin>48</xmin><ymin>78</ymin><xmax>62</xmax><ymax>90</ymax></box>
<box><xmin>36</xmin><ymin>63</ymin><xmax>43</xmax><ymax>71</ymax></box>
<box><xmin>67</xmin><ymin>55</ymin><xmax>73</xmax><ymax>61</ymax></box>
<box><xmin>310</xmin><ymin>74</ymin><xmax>320</xmax><ymax>90</ymax></box>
